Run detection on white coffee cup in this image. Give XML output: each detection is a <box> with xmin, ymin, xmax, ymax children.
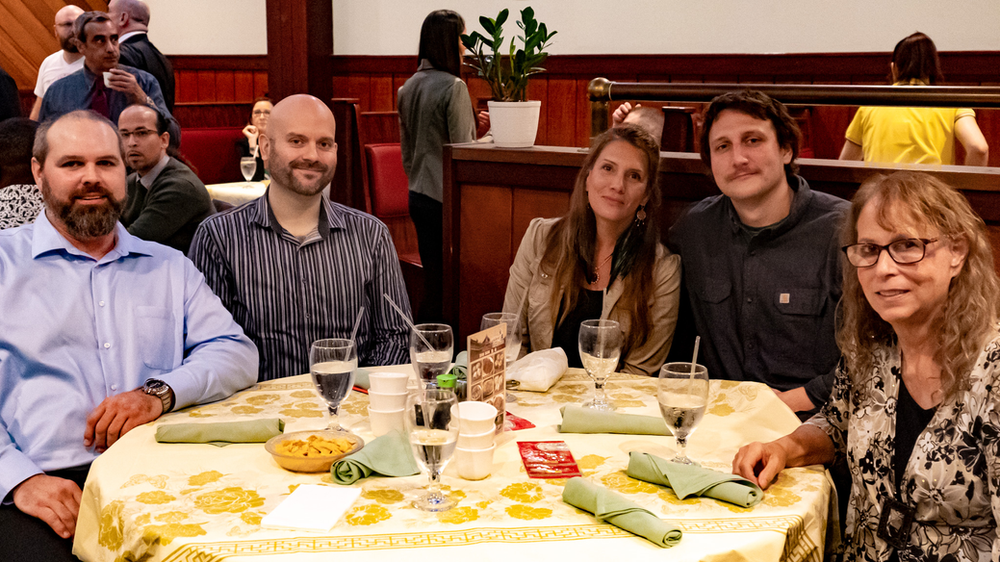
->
<box><xmin>368</xmin><ymin>391</ymin><xmax>409</xmax><ymax>411</ymax></box>
<box><xmin>368</xmin><ymin>372</ymin><xmax>409</xmax><ymax>394</ymax></box>
<box><xmin>102</xmin><ymin>71</ymin><xmax>113</xmax><ymax>87</ymax></box>
<box><xmin>368</xmin><ymin>406</ymin><xmax>404</xmax><ymax>437</ymax></box>
<box><xmin>451</xmin><ymin>401</ymin><xmax>497</xmax><ymax>434</ymax></box>
<box><xmin>457</xmin><ymin>428</ymin><xmax>494</xmax><ymax>449</ymax></box>
<box><xmin>455</xmin><ymin>444</ymin><xmax>495</xmax><ymax>480</ymax></box>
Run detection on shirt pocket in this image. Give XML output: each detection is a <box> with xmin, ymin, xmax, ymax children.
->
<box><xmin>136</xmin><ymin>306</ymin><xmax>177</xmax><ymax>371</ymax></box>
<box><xmin>771</xmin><ymin>288</ymin><xmax>828</xmax><ymax>363</ymax></box>
<box><xmin>693</xmin><ymin>279</ymin><xmax>732</xmax><ymax>304</ymax></box>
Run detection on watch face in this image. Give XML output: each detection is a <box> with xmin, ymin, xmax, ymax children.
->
<box><xmin>145</xmin><ymin>379</ymin><xmax>165</xmax><ymax>393</ymax></box>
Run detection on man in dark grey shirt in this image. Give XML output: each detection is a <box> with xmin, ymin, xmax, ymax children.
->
<box><xmin>668</xmin><ymin>90</ymin><xmax>849</xmax><ymax>417</ymax></box>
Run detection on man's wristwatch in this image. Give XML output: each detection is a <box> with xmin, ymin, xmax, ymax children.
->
<box><xmin>142</xmin><ymin>379</ymin><xmax>175</xmax><ymax>415</ymax></box>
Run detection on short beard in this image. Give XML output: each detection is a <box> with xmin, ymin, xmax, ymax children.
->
<box><xmin>61</xmin><ymin>35</ymin><xmax>78</xmax><ymax>54</ymax></box>
<box><xmin>268</xmin><ymin>152</ymin><xmax>334</xmax><ymax>197</ymax></box>
<box><xmin>41</xmin><ymin>180</ymin><xmax>125</xmax><ymax>240</ymax></box>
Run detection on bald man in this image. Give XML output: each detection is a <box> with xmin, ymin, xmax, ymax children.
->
<box><xmin>29</xmin><ymin>5</ymin><xmax>86</xmax><ymax>121</ymax></box>
<box><xmin>109</xmin><ymin>0</ymin><xmax>175</xmax><ymax>111</ymax></box>
<box><xmin>190</xmin><ymin>94</ymin><xmax>412</xmax><ymax>381</ymax></box>
<box><xmin>118</xmin><ymin>104</ymin><xmax>213</xmax><ymax>252</ymax></box>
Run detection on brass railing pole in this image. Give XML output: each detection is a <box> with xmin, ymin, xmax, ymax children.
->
<box><xmin>588</xmin><ymin>77</ymin><xmax>611</xmax><ymax>139</ymax></box>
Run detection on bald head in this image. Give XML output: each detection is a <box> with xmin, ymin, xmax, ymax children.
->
<box><xmin>55</xmin><ymin>5</ymin><xmax>85</xmax><ymax>52</ymax></box>
<box><xmin>261</xmin><ymin>95</ymin><xmax>338</xmax><ymax>199</ymax></box>
<box><xmin>108</xmin><ymin>0</ymin><xmax>150</xmax><ymax>32</ymax></box>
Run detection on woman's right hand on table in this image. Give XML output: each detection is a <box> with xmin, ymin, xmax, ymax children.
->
<box><xmin>732</xmin><ymin>440</ymin><xmax>788</xmax><ymax>490</ymax></box>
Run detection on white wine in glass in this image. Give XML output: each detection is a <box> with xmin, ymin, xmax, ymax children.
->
<box><xmin>239</xmin><ymin>156</ymin><xmax>257</xmax><ymax>186</ymax></box>
<box><xmin>405</xmin><ymin>389</ymin><xmax>460</xmax><ymax>512</ymax></box>
<box><xmin>310</xmin><ymin>338</ymin><xmax>357</xmax><ymax>432</ymax></box>
<box><xmin>578</xmin><ymin>319</ymin><xmax>622</xmax><ymax>411</ymax></box>
<box><xmin>658</xmin><ymin>362</ymin><xmax>709</xmax><ymax>464</ymax></box>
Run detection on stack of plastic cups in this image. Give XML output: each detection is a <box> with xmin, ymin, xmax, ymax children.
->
<box><xmin>367</xmin><ymin>372</ymin><xmax>409</xmax><ymax>436</ymax></box>
<box><xmin>451</xmin><ymin>400</ymin><xmax>498</xmax><ymax>480</ymax></box>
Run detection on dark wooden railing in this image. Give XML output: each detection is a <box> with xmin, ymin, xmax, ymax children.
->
<box><xmin>588</xmin><ymin>79</ymin><xmax>1000</xmax><ymax>136</ymax></box>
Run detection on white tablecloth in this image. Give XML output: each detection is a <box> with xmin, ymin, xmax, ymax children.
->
<box><xmin>207</xmin><ymin>181</ymin><xmax>267</xmax><ymax>206</ymax></box>
<box><xmin>74</xmin><ymin>367</ymin><xmax>834</xmax><ymax>562</ymax></box>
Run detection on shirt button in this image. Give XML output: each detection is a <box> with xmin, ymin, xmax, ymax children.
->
<box><xmin>99</xmin><ymin>301</ymin><xmax>106</xmax><ymax>307</ymax></box>
<box><xmin>746</xmin><ymin>297</ymin><xmax>753</xmax><ymax>303</ymax></box>
<box><xmin>104</xmin><ymin>342</ymin><xmax>111</xmax><ymax>349</ymax></box>
<box><xmin>111</xmin><ymin>384</ymin><xmax>118</xmax><ymax>391</ymax></box>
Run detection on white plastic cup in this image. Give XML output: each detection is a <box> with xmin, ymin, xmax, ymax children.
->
<box><xmin>457</xmin><ymin>428</ymin><xmax>495</xmax><ymax>449</ymax></box>
<box><xmin>102</xmin><ymin>71</ymin><xmax>113</xmax><ymax>87</ymax></box>
<box><xmin>368</xmin><ymin>391</ymin><xmax>409</xmax><ymax>411</ymax></box>
<box><xmin>368</xmin><ymin>372</ymin><xmax>409</xmax><ymax>393</ymax></box>
<box><xmin>455</xmin><ymin>444</ymin><xmax>495</xmax><ymax>480</ymax></box>
<box><xmin>368</xmin><ymin>406</ymin><xmax>404</xmax><ymax>437</ymax></box>
<box><xmin>451</xmin><ymin>401</ymin><xmax>498</xmax><ymax>434</ymax></box>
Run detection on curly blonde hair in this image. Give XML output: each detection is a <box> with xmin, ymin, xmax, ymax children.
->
<box><xmin>837</xmin><ymin>171</ymin><xmax>1000</xmax><ymax>399</ymax></box>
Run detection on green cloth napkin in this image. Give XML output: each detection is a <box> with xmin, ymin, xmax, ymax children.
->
<box><xmin>562</xmin><ymin>477</ymin><xmax>681</xmax><ymax>548</ymax></box>
<box><xmin>154</xmin><ymin>419</ymin><xmax>285</xmax><ymax>447</ymax></box>
<box><xmin>354</xmin><ymin>368</ymin><xmax>371</xmax><ymax>390</ymax></box>
<box><xmin>448</xmin><ymin>351</ymin><xmax>468</xmax><ymax>379</ymax></box>
<box><xmin>331</xmin><ymin>430</ymin><xmax>420</xmax><ymax>484</ymax></box>
<box><xmin>626</xmin><ymin>451</ymin><xmax>763</xmax><ymax>508</ymax></box>
<box><xmin>558</xmin><ymin>405</ymin><xmax>671</xmax><ymax>435</ymax></box>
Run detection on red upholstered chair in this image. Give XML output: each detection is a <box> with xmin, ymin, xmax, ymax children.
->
<box><xmin>178</xmin><ymin>127</ymin><xmax>246</xmax><ymax>185</ymax></box>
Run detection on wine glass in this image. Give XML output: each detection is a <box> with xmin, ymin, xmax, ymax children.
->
<box><xmin>405</xmin><ymin>389</ymin><xmax>460</xmax><ymax>512</ymax></box>
<box><xmin>309</xmin><ymin>338</ymin><xmax>357</xmax><ymax>432</ymax></box>
<box><xmin>480</xmin><ymin>312</ymin><xmax>520</xmax><ymax>402</ymax></box>
<box><xmin>410</xmin><ymin>323</ymin><xmax>453</xmax><ymax>388</ymax></box>
<box><xmin>240</xmin><ymin>156</ymin><xmax>257</xmax><ymax>187</ymax></box>
<box><xmin>657</xmin><ymin>362</ymin><xmax>709</xmax><ymax>464</ymax></box>
<box><xmin>577</xmin><ymin>319</ymin><xmax>622</xmax><ymax>411</ymax></box>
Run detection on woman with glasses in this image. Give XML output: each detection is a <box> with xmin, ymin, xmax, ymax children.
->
<box><xmin>734</xmin><ymin>171</ymin><xmax>1000</xmax><ymax>561</ymax></box>
<box><xmin>237</xmin><ymin>97</ymin><xmax>272</xmax><ymax>182</ymax></box>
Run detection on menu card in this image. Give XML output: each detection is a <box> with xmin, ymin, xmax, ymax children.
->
<box><xmin>467</xmin><ymin>324</ymin><xmax>506</xmax><ymax>430</ymax></box>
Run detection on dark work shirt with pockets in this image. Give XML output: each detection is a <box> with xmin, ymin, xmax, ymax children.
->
<box><xmin>667</xmin><ymin>175</ymin><xmax>849</xmax><ymax>409</ymax></box>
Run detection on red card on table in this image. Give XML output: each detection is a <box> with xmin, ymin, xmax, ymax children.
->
<box><xmin>517</xmin><ymin>441</ymin><xmax>582</xmax><ymax>478</ymax></box>
<box><xmin>504</xmin><ymin>411</ymin><xmax>535</xmax><ymax>431</ymax></box>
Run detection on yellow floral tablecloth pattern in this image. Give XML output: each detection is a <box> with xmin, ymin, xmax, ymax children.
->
<box><xmin>74</xmin><ymin>369</ymin><xmax>833</xmax><ymax>562</ymax></box>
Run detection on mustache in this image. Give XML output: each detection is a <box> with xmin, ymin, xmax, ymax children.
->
<box><xmin>289</xmin><ymin>160</ymin><xmax>328</xmax><ymax>172</ymax></box>
<box><xmin>70</xmin><ymin>185</ymin><xmax>116</xmax><ymax>201</ymax></box>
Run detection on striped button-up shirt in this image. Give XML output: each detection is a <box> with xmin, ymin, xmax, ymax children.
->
<box><xmin>189</xmin><ymin>193</ymin><xmax>411</xmax><ymax>381</ymax></box>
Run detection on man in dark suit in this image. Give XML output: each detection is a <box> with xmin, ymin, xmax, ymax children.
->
<box><xmin>108</xmin><ymin>0</ymin><xmax>175</xmax><ymax>112</ymax></box>
<box><xmin>0</xmin><ymin>64</ymin><xmax>21</xmax><ymax>122</ymax></box>
<box><xmin>118</xmin><ymin>104</ymin><xmax>214</xmax><ymax>252</ymax></box>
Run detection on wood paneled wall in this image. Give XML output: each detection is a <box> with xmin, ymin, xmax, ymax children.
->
<box><xmin>0</xmin><ymin>0</ymin><xmax>107</xmax><ymax>91</ymax></box>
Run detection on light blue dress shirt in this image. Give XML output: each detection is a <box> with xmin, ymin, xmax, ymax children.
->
<box><xmin>0</xmin><ymin>211</ymin><xmax>259</xmax><ymax>500</ymax></box>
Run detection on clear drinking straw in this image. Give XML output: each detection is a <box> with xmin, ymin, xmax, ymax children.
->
<box><xmin>349</xmin><ymin>307</ymin><xmax>364</xmax><ymax>344</ymax></box>
<box><xmin>689</xmin><ymin>336</ymin><xmax>701</xmax><ymax>376</ymax></box>
<box><xmin>382</xmin><ymin>292</ymin><xmax>433</xmax><ymax>350</ymax></box>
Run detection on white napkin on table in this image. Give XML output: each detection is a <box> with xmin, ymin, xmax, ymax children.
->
<box><xmin>261</xmin><ymin>484</ymin><xmax>361</xmax><ymax>532</ymax></box>
<box><xmin>508</xmin><ymin>348</ymin><xmax>568</xmax><ymax>392</ymax></box>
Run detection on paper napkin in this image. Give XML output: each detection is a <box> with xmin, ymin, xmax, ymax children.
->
<box><xmin>260</xmin><ymin>484</ymin><xmax>361</xmax><ymax>532</ymax></box>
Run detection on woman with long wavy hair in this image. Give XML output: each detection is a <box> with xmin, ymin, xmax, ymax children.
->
<box><xmin>734</xmin><ymin>171</ymin><xmax>1000</xmax><ymax>561</ymax></box>
<box><xmin>502</xmin><ymin>123</ymin><xmax>681</xmax><ymax>376</ymax></box>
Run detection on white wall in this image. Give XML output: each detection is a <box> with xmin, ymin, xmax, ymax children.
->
<box><xmin>142</xmin><ymin>0</ymin><xmax>999</xmax><ymax>56</ymax></box>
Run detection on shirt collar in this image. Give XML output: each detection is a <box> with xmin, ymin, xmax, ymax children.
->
<box><xmin>30</xmin><ymin>208</ymin><xmax>152</xmax><ymax>262</ymax></box>
<box><xmin>417</xmin><ymin>59</ymin><xmax>435</xmax><ymax>71</ymax></box>
<box><xmin>119</xmin><ymin>30</ymin><xmax>145</xmax><ymax>42</ymax></box>
<box><xmin>251</xmin><ymin>188</ymin><xmax>345</xmax><ymax>240</ymax></box>
<box><xmin>725</xmin><ymin>174</ymin><xmax>813</xmax><ymax>238</ymax></box>
<box><xmin>139</xmin><ymin>155</ymin><xmax>171</xmax><ymax>188</ymax></box>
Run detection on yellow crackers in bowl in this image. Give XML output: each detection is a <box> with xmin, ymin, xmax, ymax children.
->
<box><xmin>265</xmin><ymin>430</ymin><xmax>365</xmax><ymax>472</ymax></box>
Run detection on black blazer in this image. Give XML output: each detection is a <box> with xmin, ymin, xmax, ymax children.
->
<box><xmin>119</xmin><ymin>34</ymin><xmax>175</xmax><ymax>112</ymax></box>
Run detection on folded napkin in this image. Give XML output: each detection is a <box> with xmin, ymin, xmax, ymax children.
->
<box><xmin>559</xmin><ymin>405</ymin><xmax>670</xmax><ymax>435</ymax></box>
<box><xmin>508</xmin><ymin>348</ymin><xmax>567</xmax><ymax>392</ymax></box>
<box><xmin>353</xmin><ymin>368</ymin><xmax>371</xmax><ymax>390</ymax></box>
<box><xmin>154</xmin><ymin>418</ymin><xmax>285</xmax><ymax>447</ymax></box>
<box><xmin>448</xmin><ymin>351</ymin><xmax>468</xmax><ymax>379</ymax></box>
<box><xmin>331</xmin><ymin>430</ymin><xmax>420</xmax><ymax>484</ymax></box>
<box><xmin>562</xmin><ymin>477</ymin><xmax>681</xmax><ymax>548</ymax></box>
<box><xmin>626</xmin><ymin>451</ymin><xmax>763</xmax><ymax>508</ymax></box>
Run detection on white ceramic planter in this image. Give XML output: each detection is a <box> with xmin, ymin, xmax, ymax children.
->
<box><xmin>487</xmin><ymin>100</ymin><xmax>541</xmax><ymax>148</ymax></box>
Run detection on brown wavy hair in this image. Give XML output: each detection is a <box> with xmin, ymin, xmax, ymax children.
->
<box><xmin>837</xmin><ymin>171</ymin><xmax>1000</xmax><ymax>399</ymax></box>
<box><xmin>540</xmin><ymin>123</ymin><xmax>662</xmax><ymax>362</ymax></box>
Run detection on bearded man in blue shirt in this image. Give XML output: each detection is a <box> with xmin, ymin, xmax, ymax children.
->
<box><xmin>0</xmin><ymin>110</ymin><xmax>258</xmax><ymax>562</ymax></box>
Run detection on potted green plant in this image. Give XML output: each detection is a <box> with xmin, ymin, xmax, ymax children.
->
<box><xmin>461</xmin><ymin>7</ymin><xmax>556</xmax><ymax>148</ymax></box>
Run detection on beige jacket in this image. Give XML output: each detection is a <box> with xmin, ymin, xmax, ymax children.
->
<box><xmin>502</xmin><ymin>217</ymin><xmax>682</xmax><ymax>377</ymax></box>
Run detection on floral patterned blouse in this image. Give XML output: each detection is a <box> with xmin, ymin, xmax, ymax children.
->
<box><xmin>0</xmin><ymin>184</ymin><xmax>43</xmax><ymax>230</ymax></box>
<box><xmin>807</xmin><ymin>334</ymin><xmax>1000</xmax><ymax>562</ymax></box>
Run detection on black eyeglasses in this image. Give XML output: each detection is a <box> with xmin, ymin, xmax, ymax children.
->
<box><xmin>842</xmin><ymin>238</ymin><xmax>938</xmax><ymax>268</ymax></box>
<box><xmin>120</xmin><ymin>129</ymin><xmax>157</xmax><ymax>140</ymax></box>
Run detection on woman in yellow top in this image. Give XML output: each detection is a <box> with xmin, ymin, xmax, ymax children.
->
<box><xmin>839</xmin><ymin>32</ymin><xmax>989</xmax><ymax>166</ymax></box>
<box><xmin>502</xmin><ymin>124</ymin><xmax>681</xmax><ymax>376</ymax></box>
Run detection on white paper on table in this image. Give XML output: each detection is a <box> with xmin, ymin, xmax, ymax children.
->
<box><xmin>260</xmin><ymin>484</ymin><xmax>361</xmax><ymax>532</ymax></box>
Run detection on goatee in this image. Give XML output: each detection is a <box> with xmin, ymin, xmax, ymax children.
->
<box><xmin>41</xmin><ymin>180</ymin><xmax>125</xmax><ymax>240</ymax></box>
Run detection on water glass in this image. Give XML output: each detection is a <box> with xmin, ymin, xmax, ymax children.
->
<box><xmin>578</xmin><ymin>319</ymin><xmax>622</xmax><ymax>411</ymax></box>
<box><xmin>658</xmin><ymin>362</ymin><xmax>709</xmax><ymax>464</ymax></box>
<box><xmin>309</xmin><ymin>338</ymin><xmax>357</xmax><ymax>432</ymax></box>
<box><xmin>410</xmin><ymin>323</ymin><xmax>453</xmax><ymax>388</ymax></box>
<box><xmin>480</xmin><ymin>312</ymin><xmax>521</xmax><ymax>402</ymax></box>
<box><xmin>240</xmin><ymin>156</ymin><xmax>257</xmax><ymax>186</ymax></box>
<box><xmin>405</xmin><ymin>389</ymin><xmax>460</xmax><ymax>511</ymax></box>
